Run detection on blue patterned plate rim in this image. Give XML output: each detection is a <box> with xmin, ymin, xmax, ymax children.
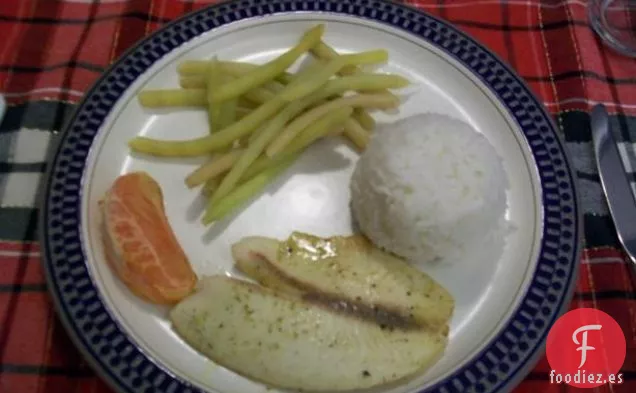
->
<box><xmin>39</xmin><ymin>1</ymin><xmax>582</xmax><ymax>393</ymax></box>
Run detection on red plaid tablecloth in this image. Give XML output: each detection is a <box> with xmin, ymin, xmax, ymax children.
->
<box><xmin>0</xmin><ymin>1</ymin><xmax>635</xmax><ymax>393</ymax></box>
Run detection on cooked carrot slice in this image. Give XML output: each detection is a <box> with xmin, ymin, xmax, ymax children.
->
<box><xmin>99</xmin><ymin>172</ymin><xmax>197</xmax><ymax>305</ymax></box>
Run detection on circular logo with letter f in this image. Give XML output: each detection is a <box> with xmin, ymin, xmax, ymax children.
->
<box><xmin>546</xmin><ymin>308</ymin><xmax>626</xmax><ymax>388</ymax></box>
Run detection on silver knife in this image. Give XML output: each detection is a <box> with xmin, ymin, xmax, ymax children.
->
<box><xmin>592</xmin><ymin>104</ymin><xmax>636</xmax><ymax>265</ymax></box>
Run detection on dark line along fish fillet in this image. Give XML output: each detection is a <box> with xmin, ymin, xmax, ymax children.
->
<box><xmin>169</xmin><ymin>275</ymin><xmax>447</xmax><ymax>392</ymax></box>
<box><xmin>231</xmin><ymin>231</ymin><xmax>454</xmax><ymax>331</ymax></box>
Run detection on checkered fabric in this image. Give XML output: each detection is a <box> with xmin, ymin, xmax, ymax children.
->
<box><xmin>0</xmin><ymin>1</ymin><xmax>635</xmax><ymax>393</ymax></box>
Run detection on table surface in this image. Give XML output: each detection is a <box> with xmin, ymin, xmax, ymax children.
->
<box><xmin>0</xmin><ymin>1</ymin><xmax>635</xmax><ymax>393</ymax></box>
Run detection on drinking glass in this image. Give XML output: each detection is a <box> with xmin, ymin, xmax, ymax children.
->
<box><xmin>589</xmin><ymin>0</ymin><xmax>636</xmax><ymax>57</ymax></box>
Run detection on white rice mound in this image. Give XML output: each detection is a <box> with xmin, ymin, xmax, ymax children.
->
<box><xmin>350</xmin><ymin>113</ymin><xmax>509</xmax><ymax>264</ymax></box>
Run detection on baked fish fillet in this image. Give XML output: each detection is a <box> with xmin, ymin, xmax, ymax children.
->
<box><xmin>232</xmin><ymin>231</ymin><xmax>454</xmax><ymax>330</ymax></box>
<box><xmin>170</xmin><ymin>275</ymin><xmax>447</xmax><ymax>391</ymax></box>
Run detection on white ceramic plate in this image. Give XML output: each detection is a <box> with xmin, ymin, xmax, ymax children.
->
<box><xmin>41</xmin><ymin>2</ymin><xmax>581</xmax><ymax>393</ymax></box>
